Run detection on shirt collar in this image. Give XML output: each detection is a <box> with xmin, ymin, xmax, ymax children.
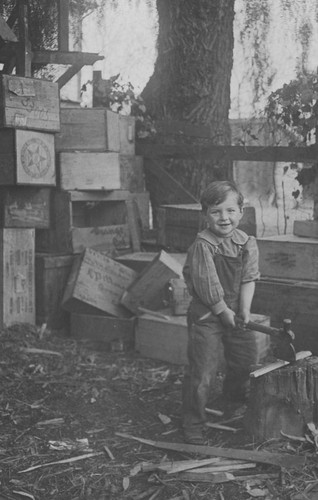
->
<box><xmin>197</xmin><ymin>228</ymin><xmax>249</xmax><ymax>246</ymax></box>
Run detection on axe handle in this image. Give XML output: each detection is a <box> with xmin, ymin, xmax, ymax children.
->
<box><xmin>243</xmin><ymin>320</ymin><xmax>281</xmax><ymax>337</ymax></box>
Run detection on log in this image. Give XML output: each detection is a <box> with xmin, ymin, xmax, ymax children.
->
<box><xmin>245</xmin><ymin>356</ymin><xmax>318</xmax><ymax>440</ymax></box>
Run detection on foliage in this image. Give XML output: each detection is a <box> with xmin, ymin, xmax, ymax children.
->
<box><xmin>86</xmin><ymin>74</ymin><xmax>156</xmax><ymax>138</ymax></box>
<box><xmin>265</xmin><ymin>73</ymin><xmax>318</xmax><ymax>144</ymax></box>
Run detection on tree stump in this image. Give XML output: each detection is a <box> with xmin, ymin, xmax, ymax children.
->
<box><xmin>244</xmin><ymin>356</ymin><xmax>318</xmax><ymax>440</ymax></box>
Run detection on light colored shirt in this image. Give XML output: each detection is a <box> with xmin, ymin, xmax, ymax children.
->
<box><xmin>183</xmin><ymin>228</ymin><xmax>260</xmax><ymax>315</ymax></box>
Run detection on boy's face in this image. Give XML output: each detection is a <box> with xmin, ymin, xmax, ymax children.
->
<box><xmin>205</xmin><ymin>192</ymin><xmax>243</xmax><ymax>237</ymax></box>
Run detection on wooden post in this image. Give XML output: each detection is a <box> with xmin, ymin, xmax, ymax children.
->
<box><xmin>58</xmin><ymin>0</ymin><xmax>69</xmax><ymax>51</ymax></box>
<box><xmin>16</xmin><ymin>0</ymin><xmax>32</xmax><ymax>76</ymax></box>
<box><xmin>244</xmin><ymin>356</ymin><xmax>318</xmax><ymax>440</ymax></box>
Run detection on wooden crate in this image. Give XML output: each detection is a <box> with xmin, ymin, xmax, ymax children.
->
<box><xmin>55</xmin><ymin>108</ymin><xmax>135</xmax><ymax>153</ymax></box>
<box><xmin>258</xmin><ymin>234</ymin><xmax>318</xmax><ymax>280</ymax></box>
<box><xmin>71</xmin><ymin>312</ymin><xmax>136</xmax><ymax>348</ymax></box>
<box><xmin>135</xmin><ymin>312</ymin><xmax>270</xmax><ymax>366</ymax></box>
<box><xmin>0</xmin><ymin>187</ymin><xmax>50</xmax><ymax>228</ymax></box>
<box><xmin>0</xmin><ymin>129</ymin><xmax>55</xmax><ymax>186</ymax></box>
<box><xmin>121</xmin><ymin>250</ymin><xmax>183</xmax><ymax>314</ymax></box>
<box><xmin>115</xmin><ymin>252</ymin><xmax>186</xmax><ymax>274</ymax></box>
<box><xmin>157</xmin><ymin>204</ymin><xmax>256</xmax><ymax>251</ymax></box>
<box><xmin>35</xmin><ymin>253</ymin><xmax>74</xmax><ymax>329</ymax></box>
<box><xmin>168</xmin><ymin>278</ymin><xmax>191</xmax><ymax>315</ymax></box>
<box><xmin>35</xmin><ymin>189</ymin><xmax>132</xmax><ymax>254</ymax></box>
<box><xmin>293</xmin><ymin>220</ymin><xmax>318</xmax><ymax>238</ymax></box>
<box><xmin>0</xmin><ymin>228</ymin><xmax>35</xmax><ymax>326</ymax></box>
<box><xmin>0</xmin><ymin>75</ymin><xmax>60</xmax><ymax>132</ymax></box>
<box><xmin>62</xmin><ymin>247</ymin><xmax>137</xmax><ymax>317</ymax></box>
<box><xmin>253</xmin><ymin>277</ymin><xmax>318</xmax><ymax>355</ymax></box>
<box><xmin>58</xmin><ymin>153</ymin><xmax>144</xmax><ymax>191</ymax></box>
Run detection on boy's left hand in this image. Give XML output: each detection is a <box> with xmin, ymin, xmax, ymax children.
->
<box><xmin>238</xmin><ymin>309</ymin><xmax>250</xmax><ymax>325</ymax></box>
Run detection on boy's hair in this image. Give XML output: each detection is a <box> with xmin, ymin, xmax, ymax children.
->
<box><xmin>200</xmin><ymin>181</ymin><xmax>244</xmax><ymax>213</ymax></box>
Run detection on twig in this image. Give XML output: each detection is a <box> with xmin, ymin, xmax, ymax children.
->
<box><xmin>20</xmin><ymin>347</ymin><xmax>63</xmax><ymax>357</ymax></box>
<box><xmin>19</xmin><ymin>452</ymin><xmax>104</xmax><ymax>473</ymax></box>
<box><xmin>104</xmin><ymin>445</ymin><xmax>115</xmax><ymax>460</ymax></box>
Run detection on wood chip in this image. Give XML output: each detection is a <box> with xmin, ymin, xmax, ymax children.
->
<box><xmin>19</xmin><ymin>452</ymin><xmax>104</xmax><ymax>473</ymax></box>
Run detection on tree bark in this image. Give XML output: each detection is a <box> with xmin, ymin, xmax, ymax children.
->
<box><xmin>141</xmin><ymin>0</ymin><xmax>235</xmax><ymax>217</ymax></box>
<box><xmin>245</xmin><ymin>357</ymin><xmax>318</xmax><ymax>440</ymax></box>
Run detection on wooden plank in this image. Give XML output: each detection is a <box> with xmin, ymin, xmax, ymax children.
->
<box><xmin>0</xmin><ymin>129</ymin><xmax>56</xmax><ymax>186</ymax></box>
<box><xmin>32</xmin><ymin>50</ymin><xmax>104</xmax><ymax>66</ymax></box>
<box><xmin>16</xmin><ymin>0</ymin><xmax>32</xmax><ymax>77</ymax></box>
<box><xmin>35</xmin><ymin>253</ymin><xmax>74</xmax><ymax>328</ymax></box>
<box><xmin>71</xmin><ymin>312</ymin><xmax>136</xmax><ymax>346</ymax></box>
<box><xmin>71</xmin><ymin>224</ymin><xmax>130</xmax><ymax>254</ymax></box>
<box><xmin>125</xmin><ymin>198</ymin><xmax>141</xmax><ymax>252</ymax></box>
<box><xmin>69</xmin><ymin>190</ymin><xmax>130</xmax><ymax>202</ymax></box>
<box><xmin>168</xmin><ymin>278</ymin><xmax>191</xmax><ymax>315</ymax></box>
<box><xmin>115</xmin><ymin>432</ymin><xmax>306</xmax><ymax>469</ymax></box>
<box><xmin>121</xmin><ymin>250</ymin><xmax>183</xmax><ymax>314</ymax></box>
<box><xmin>119</xmin><ymin>114</ymin><xmax>135</xmax><ymax>154</ymax></box>
<box><xmin>250</xmin><ymin>351</ymin><xmax>312</xmax><ymax>378</ymax></box>
<box><xmin>258</xmin><ymin>234</ymin><xmax>318</xmax><ymax>281</ymax></box>
<box><xmin>0</xmin><ymin>75</ymin><xmax>60</xmax><ymax>132</ymax></box>
<box><xmin>57</xmin><ymin>63</ymin><xmax>83</xmax><ymax>90</ymax></box>
<box><xmin>0</xmin><ymin>228</ymin><xmax>35</xmax><ymax>326</ymax></box>
<box><xmin>62</xmin><ymin>248</ymin><xmax>137</xmax><ymax>317</ymax></box>
<box><xmin>0</xmin><ymin>187</ymin><xmax>50</xmax><ymax>228</ymax></box>
<box><xmin>137</xmin><ymin>142</ymin><xmax>318</xmax><ymax>163</ymax></box>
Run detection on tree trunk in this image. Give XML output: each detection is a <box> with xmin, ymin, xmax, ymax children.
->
<box><xmin>141</xmin><ymin>0</ymin><xmax>235</xmax><ymax>220</ymax></box>
<box><xmin>245</xmin><ymin>357</ymin><xmax>318</xmax><ymax>440</ymax></box>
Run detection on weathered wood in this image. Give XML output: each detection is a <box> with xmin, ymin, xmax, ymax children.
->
<box><xmin>0</xmin><ymin>228</ymin><xmax>35</xmax><ymax>326</ymax></box>
<box><xmin>250</xmin><ymin>351</ymin><xmax>312</xmax><ymax>378</ymax></box>
<box><xmin>16</xmin><ymin>0</ymin><xmax>31</xmax><ymax>77</ymax></box>
<box><xmin>168</xmin><ymin>277</ymin><xmax>191</xmax><ymax>315</ymax></box>
<box><xmin>258</xmin><ymin>234</ymin><xmax>318</xmax><ymax>281</ymax></box>
<box><xmin>119</xmin><ymin>114</ymin><xmax>135</xmax><ymax>154</ymax></box>
<box><xmin>62</xmin><ymin>248</ymin><xmax>137</xmax><ymax>317</ymax></box>
<box><xmin>252</xmin><ymin>277</ymin><xmax>318</xmax><ymax>354</ymax></box>
<box><xmin>0</xmin><ymin>187</ymin><xmax>50</xmax><ymax>228</ymax></box>
<box><xmin>32</xmin><ymin>50</ymin><xmax>103</xmax><ymax>66</ymax></box>
<box><xmin>115</xmin><ymin>252</ymin><xmax>186</xmax><ymax>274</ymax></box>
<box><xmin>137</xmin><ymin>141</ymin><xmax>318</xmax><ymax>162</ymax></box>
<box><xmin>71</xmin><ymin>312</ymin><xmax>136</xmax><ymax>347</ymax></box>
<box><xmin>121</xmin><ymin>250</ymin><xmax>183</xmax><ymax>314</ymax></box>
<box><xmin>35</xmin><ymin>253</ymin><xmax>74</xmax><ymax>329</ymax></box>
<box><xmin>58</xmin><ymin>153</ymin><xmax>144</xmax><ymax>192</ymax></box>
<box><xmin>35</xmin><ymin>189</ymin><xmax>131</xmax><ymax>254</ymax></box>
<box><xmin>115</xmin><ymin>432</ymin><xmax>306</xmax><ymax>469</ymax></box>
<box><xmin>0</xmin><ymin>75</ymin><xmax>60</xmax><ymax>132</ymax></box>
<box><xmin>0</xmin><ymin>15</ymin><xmax>17</xmax><ymax>42</ymax></box>
<box><xmin>293</xmin><ymin>220</ymin><xmax>318</xmax><ymax>238</ymax></box>
<box><xmin>245</xmin><ymin>356</ymin><xmax>318</xmax><ymax>440</ymax></box>
<box><xmin>0</xmin><ymin>129</ymin><xmax>55</xmax><ymax>186</ymax></box>
<box><xmin>57</xmin><ymin>0</ymin><xmax>69</xmax><ymax>51</ymax></box>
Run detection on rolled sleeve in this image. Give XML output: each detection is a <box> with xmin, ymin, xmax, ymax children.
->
<box><xmin>241</xmin><ymin>236</ymin><xmax>260</xmax><ymax>283</ymax></box>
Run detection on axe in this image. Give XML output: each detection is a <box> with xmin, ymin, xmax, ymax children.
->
<box><xmin>236</xmin><ymin>318</ymin><xmax>296</xmax><ymax>363</ymax></box>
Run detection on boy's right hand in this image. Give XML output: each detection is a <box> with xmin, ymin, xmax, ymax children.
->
<box><xmin>218</xmin><ymin>307</ymin><xmax>236</xmax><ymax>328</ymax></box>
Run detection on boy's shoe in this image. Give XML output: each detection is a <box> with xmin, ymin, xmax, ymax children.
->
<box><xmin>183</xmin><ymin>426</ymin><xmax>206</xmax><ymax>445</ymax></box>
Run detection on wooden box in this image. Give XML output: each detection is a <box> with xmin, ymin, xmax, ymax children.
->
<box><xmin>0</xmin><ymin>228</ymin><xmax>35</xmax><ymax>326</ymax></box>
<box><xmin>35</xmin><ymin>253</ymin><xmax>74</xmax><ymax>329</ymax></box>
<box><xmin>0</xmin><ymin>129</ymin><xmax>55</xmax><ymax>186</ymax></box>
<box><xmin>0</xmin><ymin>187</ymin><xmax>50</xmax><ymax>228</ymax></box>
<box><xmin>0</xmin><ymin>75</ymin><xmax>60</xmax><ymax>132</ymax></box>
<box><xmin>168</xmin><ymin>278</ymin><xmax>191</xmax><ymax>315</ymax></box>
<box><xmin>157</xmin><ymin>204</ymin><xmax>256</xmax><ymax>251</ymax></box>
<box><xmin>58</xmin><ymin>153</ymin><xmax>144</xmax><ymax>191</ymax></box>
<box><xmin>135</xmin><ymin>312</ymin><xmax>270</xmax><ymax>366</ymax></box>
<box><xmin>35</xmin><ymin>189</ymin><xmax>131</xmax><ymax>254</ymax></box>
<box><xmin>121</xmin><ymin>250</ymin><xmax>183</xmax><ymax>314</ymax></box>
<box><xmin>55</xmin><ymin>108</ymin><xmax>135</xmax><ymax>153</ymax></box>
<box><xmin>293</xmin><ymin>220</ymin><xmax>318</xmax><ymax>239</ymax></box>
<box><xmin>71</xmin><ymin>312</ymin><xmax>136</xmax><ymax>348</ymax></box>
<box><xmin>115</xmin><ymin>252</ymin><xmax>186</xmax><ymax>274</ymax></box>
<box><xmin>62</xmin><ymin>247</ymin><xmax>137</xmax><ymax>317</ymax></box>
<box><xmin>253</xmin><ymin>277</ymin><xmax>318</xmax><ymax>355</ymax></box>
<box><xmin>258</xmin><ymin>234</ymin><xmax>318</xmax><ymax>280</ymax></box>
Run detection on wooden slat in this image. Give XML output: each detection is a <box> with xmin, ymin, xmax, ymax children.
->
<box><xmin>16</xmin><ymin>0</ymin><xmax>32</xmax><ymax>77</ymax></box>
<box><xmin>32</xmin><ymin>50</ymin><xmax>104</xmax><ymax>66</ymax></box>
<box><xmin>57</xmin><ymin>63</ymin><xmax>83</xmax><ymax>90</ymax></box>
<box><xmin>58</xmin><ymin>0</ymin><xmax>69</xmax><ymax>51</ymax></box>
<box><xmin>0</xmin><ymin>15</ymin><xmax>17</xmax><ymax>42</ymax></box>
<box><xmin>137</xmin><ymin>142</ymin><xmax>318</xmax><ymax>163</ymax></box>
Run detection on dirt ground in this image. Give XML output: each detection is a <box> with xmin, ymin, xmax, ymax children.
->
<box><xmin>0</xmin><ymin>323</ymin><xmax>317</xmax><ymax>500</ymax></box>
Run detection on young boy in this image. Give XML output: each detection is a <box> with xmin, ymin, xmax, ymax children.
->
<box><xmin>182</xmin><ymin>180</ymin><xmax>260</xmax><ymax>444</ymax></box>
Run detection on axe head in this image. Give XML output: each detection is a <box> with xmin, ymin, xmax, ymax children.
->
<box><xmin>272</xmin><ymin>319</ymin><xmax>296</xmax><ymax>362</ymax></box>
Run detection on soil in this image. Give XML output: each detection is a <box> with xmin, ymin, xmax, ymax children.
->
<box><xmin>0</xmin><ymin>323</ymin><xmax>316</xmax><ymax>500</ymax></box>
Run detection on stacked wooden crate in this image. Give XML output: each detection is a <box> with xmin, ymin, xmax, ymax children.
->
<box><xmin>35</xmin><ymin>106</ymin><xmax>150</xmax><ymax>329</ymax></box>
<box><xmin>0</xmin><ymin>75</ymin><xmax>59</xmax><ymax>327</ymax></box>
<box><xmin>254</xmin><ymin>226</ymin><xmax>318</xmax><ymax>354</ymax></box>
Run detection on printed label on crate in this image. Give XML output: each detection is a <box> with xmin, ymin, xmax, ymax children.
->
<box><xmin>16</xmin><ymin>130</ymin><xmax>56</xmax><ymax>185</ymax></box>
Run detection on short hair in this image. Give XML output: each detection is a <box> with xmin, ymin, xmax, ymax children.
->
<box><xmin>200</xmin><ymin>181</ymin><xmax>244</xmax><ymax>213</ymax></box>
